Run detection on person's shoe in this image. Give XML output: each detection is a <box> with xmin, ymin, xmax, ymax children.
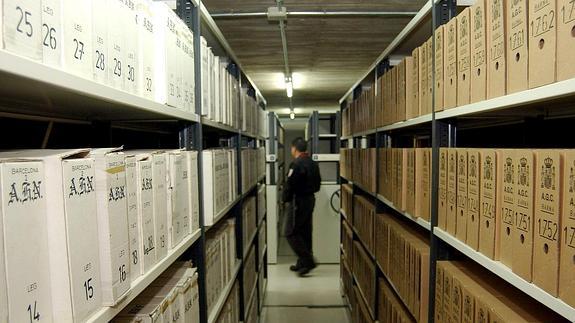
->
<box><xmin>289</xmin><ymin>264</ymin><xmax>301</xmax><ymax>272</ymax></box>
<box><xmin>297</xmin><ymin>262</ymin><xmax>317</xmax><ymax>277</ymax></box>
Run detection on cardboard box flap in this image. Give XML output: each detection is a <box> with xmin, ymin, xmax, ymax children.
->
<box><xmin>89</xmin><ymin>147</ymin><xmax>124</xmax><ymax>156</ymax></box>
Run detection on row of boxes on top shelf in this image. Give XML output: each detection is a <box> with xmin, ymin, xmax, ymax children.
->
<box><xmin>1</xmin><ymin>0</ymin><xmax>200</xmax><ymax>111</ymax></box>
<box><xmin>342</xmin><ymin>0</ymin><xmax>575</xmax><ymax>136</ymax></box>
<box><xmin>340</xmin><ymin>148</ymin><xmax>433</xmax><ymax>222</ymax></box>
<box><xmin>205</xmin><ymin>218</ymin><xmax>237</xmax><ymax>318</ymax></box>
<box><xmin>113</xmin><ymin>261</ymin><xmax>200</xmax><ymax>323</ymax></box>
<box><xmin>241</xmin><ymin>92</ymin><xmax>267</xmax><ymax>138</ymax></box>
<box><xmin>0</xmin><ymin>148</ymin><xmax>200</xmax><ymax>323</ymax></box>
<box><xmin>438</xmin><ymin>148</ymin><xmax>575</xmax><ymax>308</ymax></box>
<box><xmin>436</xmin><ymin>261</ymin><xmax>567</xmax><ymax>323</ymax></box>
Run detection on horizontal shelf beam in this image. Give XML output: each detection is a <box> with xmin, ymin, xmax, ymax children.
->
<box><xmin>86</xmin><ymin>229</ymin><xmax>202</xmax><ymax>323</ymax></box>
<box><xmin>376</xmin><ymin>194</ymin><xmax>431</xmax><ymax>231</ymax></box>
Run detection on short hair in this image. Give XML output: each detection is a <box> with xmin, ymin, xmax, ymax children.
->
<box><xmin>291</xmin><ymin>137</ymin><xmax>308</xmax><ymax>152</ymax></box>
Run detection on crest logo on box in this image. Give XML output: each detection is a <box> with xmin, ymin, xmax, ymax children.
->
<box><xmin>518</xmin><ymin>157</ymin><xmax>530</xmax><ymax>186</ymax></box>
<box><xmin>541</xmin><ymin>157</ymin><xmax>556</xmax><ymax>190</ymax></box>
<box><xmin>504</xmin><ymin>157</ymin><xmax>514</xmax><ymax>184</ymax></box>
<box><xmin>470</xmin><ymin>155</ymin><xmax>477</xmax><ymax>177</ymax></box>
<box><xmin>483</xmin><ymin>156</ymin><xmax>494</xmax><ymax>180</ymax></box>
<box><xmin>458</xmin><ymin>154</ymin><xmax>466</xmax><ymax>176</ymax></box>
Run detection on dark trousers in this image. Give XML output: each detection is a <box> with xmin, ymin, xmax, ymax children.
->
<box><xmin>286</xmin><ymin>195</ymin><xmax>316</xmax><ymax>267</ymax></box>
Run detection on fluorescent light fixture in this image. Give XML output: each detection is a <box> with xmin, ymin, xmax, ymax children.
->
<box><xmin>285</xmin><ymin>76</ymin><xmax>293</xmax><ymax>98</ymax></box>
<box><xmin>289</xmin><ymin>108</ymin><xmax>295</xmax><ymax>119</ymax></box>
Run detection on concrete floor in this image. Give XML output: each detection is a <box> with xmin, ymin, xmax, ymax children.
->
<box><xmin>260</xmin><ymin>254</ymin><xmax>350</xmax><ymax>323</ymax></box>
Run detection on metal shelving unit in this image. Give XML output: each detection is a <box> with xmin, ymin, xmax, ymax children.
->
<box><xmin>265</xmin><ymin>113</ymin><xmax>285</xmax><ymax>264</ymax></box>
<box><xmin>338</xmin><ymin>0</ymin><xmax>575</xmax><ymax>321</ymax></box>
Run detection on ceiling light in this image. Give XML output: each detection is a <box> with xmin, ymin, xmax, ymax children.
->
<box><xmin>289</xmin><ymin>111</ymin><xmax>295</xmax><ymax>119</ymax></box>
<box><xmin>285</xmin><ymin>76</ymin><xmax>293</xmax><ymax>98</ymax></box>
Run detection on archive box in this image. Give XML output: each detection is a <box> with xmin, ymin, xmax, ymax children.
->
<box><xmin>456</xmin><ymin>149</ymin><xmax>468</xmax><ymax>241</ymax></box>
<box><xmin>2</xmin><ymin>0</ymin><xmax>42</xmax><ymax>60</ymax></box>
<box><xmin>447</xmin><ymin>149</ymin><xmax>458</xmax><ymax>234</ymax></box>
<box><xmin>457</xmin><ymin>8</ymin><xmax>471</xmax><ymax>106</ymax></box>
<box><xmin>478</xmin><ymin>149</ymin><xmax>498</xmax><ymax>259</ymax></box>
<box><xmin>506</xmin><ymin>0</ymin><xmax>529</xmax><ymax>93</ymax></box>
<box><xmin>557</xmin><ymin>0</ymin><xmax>575</xmax><ymax>81</ymax></box>
<box><xmin>124</xmin><ymin>155</ymin><xmax>142</xmax><ymax>281</ymax></box>
<box><xmin>42</xmin><ymin>0</ymin><xmax>63</xmax><ymax>67</ymax></box>
<box><xmin>497</xmin><ymin>149</ymin><xmax>516</xmax><ymax>267</ymax></box>
<box><xmin>486</xmin><ymin>0</ymin><xmax>506</xmax><ymax>99</ymax></box>
<box><xmin>529</xmin><ymin>0</ymin><xmax>557</xmax><ymax>88</ymax></box>
<box><xmin>471</xmin><ymin>0</ymin><xmax>487</xmax><ymax>102</ymax></box>
<box><xmin>63</xmin><ymin>0</ymin><xmax>93</xmax><ymax>79</ymax></box>
<box><xmin>466</xmin><ymin>150</ymin><xmax>481</xmax><ymax>250</ymax></box>
<box><xmin>435</xmin><ymin>25</ymin><xmax>445</xmax><ymax>111</ymax></box>
<box><xmin>444</xmin><ymin>18</ymin><xmax>458</xmax><ymax>109</ymax></box>
<box><xmin>91</xmin><ymin>0</ymin><xmax>108</xmax><ymax>84</ymax></box>
<box><xmin>560</xmin><ymin>150</ymin><xmax>575</xmax><ymax>306</ymax></box>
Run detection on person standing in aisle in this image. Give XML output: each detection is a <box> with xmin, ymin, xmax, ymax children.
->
<box><xmin>283</xmin><ymin>137</ymin><xmax>321</xmax><ymax>276</ymax></box>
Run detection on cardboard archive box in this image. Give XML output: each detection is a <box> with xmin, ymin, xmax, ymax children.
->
<box><xmin>419</xmin><ymin>44</ymin><xmax>428</xmax><ymax>116</ymax></box>
<box><xmin>90</xmin><ymin>148</ymin><xmax>131</xmax><ymax>305</ymax></box>
<box><xmin>533</xmin><ymin>150</ymin><xmax>562</xmax><ymax>296</ymax></box>
<box><xmin>457</xmin><ymin>8</ymin><xmax>472</xmax><ymax>106</ymax></box>
<box><xmin>497</xmin><ymin>150</ymin><xmax>516</xmax><ymax>267</ymax></box>
<box><xmin>168</xmin><ymin>150</ymin><xmax>190</xmax><ymax>249</ymax></box>
<box><xmin>2</xmin><ymin>0</ymin><xmax>42</xmax><ymax>60</ymax></box>
<box><xmin>0</xmin><ymin>154</ymin><xmax>56</xmax><ymax>323</ymax></box>
<box><xmin>466</xmin><ymin>150</ymin><xmax>481</xmax><ymax>250</ymax></box>
<box><xmin>471</xmin><ymin>0</ymin><xmax>487</xmax><ymax>102</ymax></box>
<box><xmin>397</xmin><ymin>59</ymin><xmax>407</xmax><ymax>122</ymax></box>
<box><xmin>560</xmin><ymin>150</ymin><xmax>575</xmax><ymax>306</ymax></box>
<box><xmin>444</xmin><ymin>18</ymin><xmax>458</xmax><ymax>109</ymax></box>
<box><xmin>427</xmin><ymin>37</ymin><xmax>434</xmax><ymax>114</ymax></box>
<box><xmin>479</xmin><ymin>149</ymin><xmax>498</xmax><ymax>259</ymax></box>
<box><xmin>130</xmin><ymin>153</ymin><xmax>157</xmax><ymax>274</ymax></box>
<box><xmin>447</xmin><ymin>149</ymin><xmax>458</xmax><ymax>234</ymax></box>
<box><xmin>124</xmin><ymin>155</ymin><xmax>142</xmax><ymax>281</ymax></box>
<box><xmin>435</xmin><ymin>26</ymin><xmax>445</xmax><ymax>111</ymax></box>
<box><xmin>415</xmin><ymin>148</ymin><xmax>431</xmax><ymax>221</ymax></box>
<box><xmin>406</xmin><ymin>149</ymin><xmax>416</xmax><ymax>216</ymax></box>
<box><xmin>186</xmin><ymin>151</ymin><xmax>200</xmax><ymax>233</ymax></box>
<box><xmin>456</xmin><ymin>149</ymin><xmax>469</xmax><ymax>241</ymax></box>
<box><xmin>42</xmin><ymin>0</ymin><xmax>63</xmax><ymax>67</ymax></box>
<box><xmin>512</xmin><ymin>149</ymin><xmax>535</xmax><ymax>282</ymax></box>
<box><xmin>439</xmin><ymin>148</ymin><xmax>448</xmax><ymax>230</ymax></box>
<box><xmin>91</xmin><ymin>0</ymin><xmax>108</xmax><ymax>84</ymax></box>
<box><xmin>529</xmin><ymin>0</ymin><xmax>557</xmax><ymax>88</ymax></box>
<box><xmin>557</xmin><ymin>0</ymin><xmax>575</xmax><ymax>81</ymax></box>
<box><xmin>435</xmin><ymin>262</ymin><xmax>444</xmax><ymax>323</ymax></box>
<box><xmin>63</xmin><ymin>0</ymin><xmax>93</xmax><ymax>79</ymax></box>
<box><xmin>411</xmin><ymin>48</ymin><xmax>420</xmax><ymax>118</ymax></box>
<box><xmin>405</xmin><ymin>57</ymin><xmax>417</xmax><ymax>120</ymax></box>
<box><xmin>150</xmin><ymin>151</ymin><xmax>168</xmax><ymax>261</ymax></box>
<box><xmin>486</xmin><ymin>0</ymin><xmax>507</xmax><ymax>99</ymax></box>
<box><xmin>506</xmin><ymin>0</ymin><xmax>529</xmax><ymax>93</ymax></box>
<box><xmin>136</xmin><ymin>0</ymin><xmax>157</xmax><ymax>100</ymax></box>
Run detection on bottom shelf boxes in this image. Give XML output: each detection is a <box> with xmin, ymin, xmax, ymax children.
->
<box><xmin>436</xmin><ymin>261</ymin><xmax>569</xmax><ymax>323</ymax></box>
<box><xmin>378</xmin><ymin>278</ymin><xmax>415</xmax><ymax>323</ymax></box>
<box><xmin>215</xmin><ymin>281</ymin><xmax>240</xmax><ymax>323</ymax></box>
<box><xmin>353</xmin><ymin>241</ymin><xmax>376</xmax><ymax>318</ymax></box>
<box><xmin>354</xmin><ymin>285</ymin><xmax>376</xmax><ymax>323</ymax></box>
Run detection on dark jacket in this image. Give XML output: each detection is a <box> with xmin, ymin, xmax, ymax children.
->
<box><xmin>282</xmin><ymin>153</ymin><xmax>321</xmax><ymax>202</ymax></box>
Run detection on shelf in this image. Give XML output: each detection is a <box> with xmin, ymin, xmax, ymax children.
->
<box><xmin>436</xmin><ymin>78</ymin><xmax>575</xmax><ymax>122</ymax></box>
<box><xmin>259</xmin><ymin>244</ymin><xmax>267</xmax><ymax>270</ymax></box>
<box><xmin>352</xmin><ymin>182</ymin><xmax>377</xmax><ymax>199</ymax></box>
<box><xmin>376</xmin><ymin>194</ymin><xmax>431</xmax><ymax>231</ymax></box>
<box><xmin>380</xmin><ymin>113</ymin><xmax>433</xmax><ymax>132</ymax></box>
<box><xmin>243</xmin><ymin>131</ymin><xmax>266</xmax><ymax>141</ymax></box>
<box><xmin>434</xmin><ymin>228</ymin><xmax>575</xmax><ymax>321</ymax></box>
<box><xmin>245</xmin><ymin>278</ymin><xmax>259</xmax><ymax>318</ymax></box>
<box><xmin>201</xmin><ymin>117</ymin><xmax>239</xmax><ymax>134</ymax></box>
<box><xmin>340</xmin><ymin>209</ymin><xmax>348</xmax><ymax>221</ymax></box>
<box><xmin>207</xmin><ymin>261</ymin><xmax>242</xmax><ymax>323</ymax></box>
<box><xmin>374</xmin><ymin>260</ymin><xmax>418</xmax><ymax>323</ymax></box>
<box><xmin>313</xmin><ymin>154</ymin><xmax>340</xmax><ymax>162</ymax></box>
<box><xmin>85</xmin><ymin>229</ymin><xmax>202</xmax><ymax>323</ymax></box>
<box><xmin>0</xmin><ymin>50</ymin><xmax>200</xmax><ymax>123</ymax></box>
<box><xmin>244</xmin><ymin>230</ymin><xmax>258</xmax><ymax>260</ymax></box>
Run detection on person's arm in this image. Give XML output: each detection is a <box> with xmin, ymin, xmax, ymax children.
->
<box><xmin>283</xmin><ymin>162</ymin><xmax>300</xmax><ymax>202</ymax></box>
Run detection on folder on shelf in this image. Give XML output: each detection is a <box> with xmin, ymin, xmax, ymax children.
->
<box><xmin>457</xmin><ymin>8</ymin><xmax>471</xmax><ymax>107</ymax></box>
<box><xmin>456</xmin><ymin>149</ymin><xmax>469</xmax><ymax>241</ymax></box>
<box><xmin>447</xmin><ymin>149</ymin><xmax>458</xmax><ymax>234</ymax></box>
<box><xmin>405</xmin><ymin>56</ymin><xmax>417</xmax><ymax>120</ymax></box>
<box><xmin>528</xmin><ymin>0</ymin><xmax>557</xmax><ymax>88</ymax></box>
<box><xmin>471</xmin><ymin>0</ymin><xmax>487</xmax><ymax>103</ymax></box>
<box><xmin>435</xmin><ymin>26</ymin><xmax>445</xmax><ymax>111</ymax></box>
<box><xmin>439</xmin><ymin>148</ymin><xmax>448</xmax><ymax>230</ymax></box>
<box><xmin>506</xmin><ymin>0</ymin><xmax>529</xmax><ymax>93</ymax></box>
<box><xmin>467</xmin><ymin>149</ymin><xmax>481</xmax><ymax>250</ymax></box>
<box><xmin>512</xmin><ymin>149</ymin><xmax>535</xmax><ymax>282</ymax></box>
<box><xmin>479</xmin><ymin>149</ymin><xmax>498</xmax><ymax>259</ymax></box>
<box><xmin>557</xmin><ymin>0</ymin><xmax>575</xmax><ymax>81</ymax></box>
<box><xmin>497</xmin><ymin>149</ymin><xmax>516</xmax><ymax>267</ymax></box>
<box><xmin>406</xmin><ymin>149</ymin><xmax>416</xmax><ymax>216</ymax></box>
<box><xmin>427</xmin><ymin>37</ymin><xmax>434</xmax><ymax>115</ymax></box>
<box><xmin>411</xmin><ymin>48</ymin><xmax>421</xmax><ymax>118</ymax></box>
<box><xmin>419</xmin><ymin>44</ymin><xmax>427</xmax><ymax>116</ymax></box>
<box><xmin>560</xmin><ymin>150</ymin><xmax>575</xmax><ymax>307</ymax></box>
<box><xmin>444</xmin><ymin>18</ymin><xmax>458</xmax><ymax>109</ymax></box>
<box><xmin>533</xmin><ymin>150</ymin><xmax>562</xmax><ymax>296</ymax></box>
<box><xmin>397</xmin><ymin>59</ymin><xmax>407</xmax><ymax>122</ymax></box>
<box><xmin>486</xmin><ymin>0</ymin><xmax>506</xmax><ymax>99</ymax></box>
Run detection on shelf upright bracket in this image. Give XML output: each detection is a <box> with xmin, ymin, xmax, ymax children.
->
<box><xmin>434</xmin><ymin>0</ymin><xmax>457</xmax><ymax>28</ymax></box>
<box><xmin>428</xmin><ymin>118</ymin><xmax>457</xmax><ymax>322</ymax></box>
<box><xmin>176</xmin><ymin>1</ymin><xmax>209</xmax><ymax>323</ymax></box>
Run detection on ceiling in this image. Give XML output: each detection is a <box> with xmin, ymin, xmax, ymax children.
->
<box><xmin>203</xmin><ymin>0</ymin><xmax>427</xmax><ymax>116</ymax></box>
